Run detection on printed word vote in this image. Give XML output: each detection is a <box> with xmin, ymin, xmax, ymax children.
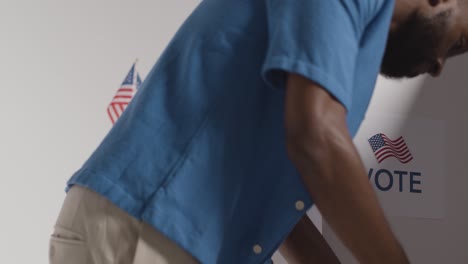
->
<box><xmin>368</xmin><ymin>168</ymin><xmax>422</xmax><ymax>193</ymax></box>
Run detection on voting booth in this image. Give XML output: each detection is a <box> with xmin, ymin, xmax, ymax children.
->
<box><xmin>322</xmin><ymin>66</ymin><xmax>468</xmax><ymax>263</ymax></box>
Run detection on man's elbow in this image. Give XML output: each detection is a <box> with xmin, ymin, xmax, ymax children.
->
<box><xmin>286</xmin><ymin>132</ymin><xmax>320</xmax><ymax>166</ymax></box>
<box><xmin>285</xmin><ymin>130</ymin><xmax>339</xmax><ymax>188</ymax></box>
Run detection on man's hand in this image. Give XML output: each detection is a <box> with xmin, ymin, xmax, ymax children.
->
<box><xmin>279</xmin><ymin>214</ymin><xmax>341</xmax><ymax>264</ymax></box>
<box><xmin>284</xmin><ymin>73</ymin><xmax>410</xmax><ymax>264</ymax></box>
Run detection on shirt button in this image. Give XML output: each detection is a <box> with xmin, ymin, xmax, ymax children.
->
<box><xmin>295</xmin><ymin>200</ymin><xmax>305</xmax><ymax>211</ymax></box>
<box><xmin>253</xmin><ymin>244</ymin><xmax>263</xmax><ymax>254</ymax></box>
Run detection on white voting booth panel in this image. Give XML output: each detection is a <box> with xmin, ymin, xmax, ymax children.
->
<box><xmin>323</xmin><ymin>65</ymin><xmax>468</xmax><ymax>263</ymax></box>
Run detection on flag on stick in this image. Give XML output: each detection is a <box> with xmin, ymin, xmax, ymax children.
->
<box><xmin>107</xmin><ymin>61</ymin><xmax>142</xmax><ymax>124</ymax></box>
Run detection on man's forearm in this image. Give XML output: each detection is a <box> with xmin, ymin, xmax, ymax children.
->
<box><xmin>287</xmin><ymin>132</ymin><xmax>409</xmax><ymax>264</ymax></box>
<box><xmin>279</xmin><ymin>215</ymin><xmax>341</xmax><ymax>264</ymax></box>
<box><xmin>284</xmin><ymin>74</ymin><xmax>409</xmax><ymax>264</ymax></box>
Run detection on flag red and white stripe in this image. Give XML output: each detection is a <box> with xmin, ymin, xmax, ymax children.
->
<box><xmin>107</xmin><ymin>87</ymin><xmax>136</xmax><ymax>124</ymax></box>
<box><xmin>107</xmin><ymin>61</ymin><xmax>141</xmax><ymax>124</ymax></box>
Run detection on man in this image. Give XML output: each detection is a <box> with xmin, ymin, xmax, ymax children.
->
<box><xmin>49</xmin><ymin>0</ymin><xmax>468</xmax><ymax>263</ymax></box>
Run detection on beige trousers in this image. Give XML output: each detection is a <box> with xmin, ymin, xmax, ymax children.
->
<box><xmin>49</xmin><ymin>185</ymin><xmax>199</xmax><ymax>264</ymax></box>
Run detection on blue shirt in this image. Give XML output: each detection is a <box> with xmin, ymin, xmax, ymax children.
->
<box><xmin>66</xmin><ymin>0</ymin><xmax>394</xmax><ymax>263</ymax></box>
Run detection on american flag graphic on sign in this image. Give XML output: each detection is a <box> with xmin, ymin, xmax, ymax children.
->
<box><xmin>368</xmin><ymin>133</ymin><xmax>413</xmax><ymax>164</ymax></box>
<box><xmin>107</xmin><ymin>62</ymin><xmax>142</xmax><ymax>124</ymax></box>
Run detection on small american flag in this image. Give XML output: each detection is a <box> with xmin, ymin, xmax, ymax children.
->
<box><xmin>368</xmin><ymin>133</ymin><xmax>413</xmax><ymax>164</ymax></box>
<box><xmin>107</xmin><ymin>61</ymin><xmax>142</xmax><ymax>124</ymax></box>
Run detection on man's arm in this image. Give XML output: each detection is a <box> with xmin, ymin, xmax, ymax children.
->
<box><xmin>284</xmin><ymin>73</ymin><xmax>410</xmax><ymax>264</ymax></box>
<box><xmin>279</xmin><ymin>214</ymin><xmax>341</xmax><ymax>264</ymax></box>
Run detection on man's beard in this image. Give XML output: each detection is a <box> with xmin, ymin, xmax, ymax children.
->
<box><xmin>380</xmin><ymin>12</ymin><xmax>446</xmax><ymax>78</ymax></box>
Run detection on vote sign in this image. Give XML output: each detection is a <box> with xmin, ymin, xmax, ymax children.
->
<box><xmin>354</xmin><ymin>113</ymin><xmax>446</xmax><ymax>219</ymax></box>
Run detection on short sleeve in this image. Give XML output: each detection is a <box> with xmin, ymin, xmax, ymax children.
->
<box><xmin>262</xmin><ymin>0</ymin><xmax>368</xmax><ymax>111</ymax></box>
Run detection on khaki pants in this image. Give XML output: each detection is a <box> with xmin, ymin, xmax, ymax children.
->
<box><xmin>49</xmin><ymin>185</ymin><xmax>199</xmax><ymax>264</ymax></box>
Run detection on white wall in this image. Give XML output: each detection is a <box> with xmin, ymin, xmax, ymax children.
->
<box><xmin>323</xmin><ymin>56</ymin><xmax>468</xmax><ymax>263</ymax></box>
<box><xmin>1</xmin><ymin>1</ymin><xmax>198</xmax><ymax>263</ymax></box>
